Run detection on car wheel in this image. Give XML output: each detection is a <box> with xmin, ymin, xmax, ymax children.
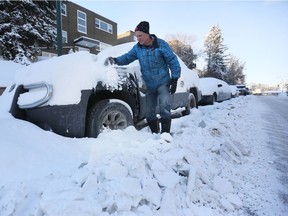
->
<box><xmin>86</xmin><ymin>99</ymin><xmax>133</xmax><ymax>137</ymax></box>
<box><xmin>182</xmin><ymin>93</ymin><xmax>196</xmax><ymax>116</ymax></box>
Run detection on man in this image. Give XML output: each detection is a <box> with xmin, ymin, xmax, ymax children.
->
<box><xmin>105</xmin><ymin>21</ymin><xmax>181</xmax><ymax>134</ymax></box>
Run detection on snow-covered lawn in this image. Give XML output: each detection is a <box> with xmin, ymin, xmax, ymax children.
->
<box><xmin>0</xmin><ymin>90</ymin><xmax>286</xmax><ymax>215</ymax></box>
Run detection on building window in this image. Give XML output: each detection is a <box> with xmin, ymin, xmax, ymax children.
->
<box><xmin>61</xmin><ymin>3</ymin><xmax>67</xmax><ymax>16</ymax></box>
<box><xmin>96</xmin><ymin>18</ymin><xmax>113</xmax><ymax>34</ymax></box>
<box><xmin>62</xmin><ymin>30</ymin><xmax>67</xmax><ymax>43</ymax></box>
<box><xmin>77</xmin><ymin>10</ymin><xmax>87</xmax><ymax>34</ymax></box>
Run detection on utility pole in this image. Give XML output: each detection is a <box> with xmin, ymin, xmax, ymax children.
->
<box><xmin>56</xmin><ymin>0</ymin><xmax>62</xmax><ymax>56</ymax></box>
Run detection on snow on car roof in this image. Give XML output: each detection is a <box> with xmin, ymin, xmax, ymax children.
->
<box><xmin>199</xmin><ymin>77</ymin><xmax>231</xmax><ymax>95</ymax></box>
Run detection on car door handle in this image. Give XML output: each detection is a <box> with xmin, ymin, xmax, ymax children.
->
<box><xmin>18</xmin><ymin>82</ymin><xmax>53</xmax><ymax>109</ymax></box>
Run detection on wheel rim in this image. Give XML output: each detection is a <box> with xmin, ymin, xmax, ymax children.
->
<box><xmin>101</xmin><ymin>111</ymin><xmax>128</xmax><ymax>131</ymax></box>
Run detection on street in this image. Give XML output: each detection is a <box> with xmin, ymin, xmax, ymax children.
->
<box><xmin>257</xmin><ymin>95</ymin><xmax>288</xmax><ymax>208</ymax></box>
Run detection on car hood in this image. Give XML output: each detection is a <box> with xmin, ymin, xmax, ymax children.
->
<box><xmin>14</xmin><ymin>51</ymin><xmax>122</xmax><ymax>106</ymax></box>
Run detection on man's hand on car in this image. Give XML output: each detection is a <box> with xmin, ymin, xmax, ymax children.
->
<box><xmin>104</xmin><ymin>57</ymin><xmax>116</xmax><ymax>66</ymax></box>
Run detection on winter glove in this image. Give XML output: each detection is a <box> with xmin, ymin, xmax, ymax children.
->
<box><xmin>169</xmin><ymin>78</ymin><xmax>178</xmax><ymax>94</ymax></box>
<box><xmin>104</xmin><ymin>57</ymin><xmax>116</xmax><ymax>66</ymax></box>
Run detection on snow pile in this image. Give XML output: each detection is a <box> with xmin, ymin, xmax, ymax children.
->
<box><xmin>0</xmin><ymin>55</ymin><xmax>286</xmax><ymax>215</ymax></box>
<box><xmin>1</xmin><ymin>93</ymin><xmax>276</xmax><ymax>216</ymax></box>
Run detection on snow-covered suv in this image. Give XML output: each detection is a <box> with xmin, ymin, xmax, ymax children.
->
<box><xmin>8</xmin><ymin>42</ymin><xmax>201</xmax><ymax>138</ymax></box>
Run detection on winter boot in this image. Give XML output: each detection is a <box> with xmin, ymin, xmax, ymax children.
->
<box><xmin>147</xmin><ymin>120</ymin><xmax>159</xmax><ymax>134</ymax></box>
<box><xmin>161</xmin><ymin>118</ymin><xmax>171</xmax><ymax>134</ymax></box>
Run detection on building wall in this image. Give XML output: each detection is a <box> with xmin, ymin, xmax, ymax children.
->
<box><xmin>63</xmin><ymin>1</ymin><xmax>117</xmax><ymax>54</ymax></box>
<box><xmin>117</xmin><ymin>30</ymin><xmax>136</xmax><ymax>45</ymax></box>
<box><xmin>42</xmin><ymin>1</ymin><xmax>118</xmax><ymax>56</ymax></box>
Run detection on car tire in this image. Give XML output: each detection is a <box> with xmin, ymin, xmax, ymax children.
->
<box><xmin>86</xmin><ymin>99</ymin><xmax>133</xmax><ymax>137</ymax></box>
<box><xmin>182</xmin><ymin>93</ymin><xmax>196</xmax><ymax>116</ymax></box>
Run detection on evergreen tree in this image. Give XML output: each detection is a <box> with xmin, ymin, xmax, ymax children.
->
<box><xmin>203</xmin><ymin>25</ymin><xmax>228</xmax><ymax>80</ymax></box>
<box><xmin>226</xmin><ymin>55</ymin><xmax>246</xmax><ymax>85</ymax></box>
<box><xmin>166</xmin><ymin>34</ymin><xmax>198</xmax><ymax>69</ymax></box>
<box><xmin>0</xmin><ymin>0</ymin><xmax>56</xmax><ymax>64</ymax></box>
<box><xmin>168</xmin><ymin>39</ymin><xmax>196</xmax><ymax>69</ymax></box>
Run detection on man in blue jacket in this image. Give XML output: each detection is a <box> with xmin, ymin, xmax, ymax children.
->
<box><xmin>105</xmin><ymin>21</ymin><xmax>181</xmax><ymax>134</ymax></box>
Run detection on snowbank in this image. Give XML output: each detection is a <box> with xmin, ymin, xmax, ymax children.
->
<box><xmin>0</xmin><ymin>56</ymin><xmax>286</xmax><ymax>215</ymax></box>
<box><xmin>1</xmin><ymin>93</ymin><xmax>286</xmax><ymax>215</ymax></box>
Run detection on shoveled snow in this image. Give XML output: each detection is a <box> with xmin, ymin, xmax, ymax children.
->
<box><xmin>0</xmin><ymin>56</ymin><xmax>287</xmax><ymax>215</ymax></box>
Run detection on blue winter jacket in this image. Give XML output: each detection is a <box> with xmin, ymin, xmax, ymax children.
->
<box><xmin>115</xmin><ymin>34</ymin><xmax>181</xmax><ymax>90</ymax></box>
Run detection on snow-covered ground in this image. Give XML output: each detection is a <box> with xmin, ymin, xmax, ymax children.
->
<box><xmin>0</xmin><ymin>59</ymin><xmax>287</xmax><ymax>216</ymax></box>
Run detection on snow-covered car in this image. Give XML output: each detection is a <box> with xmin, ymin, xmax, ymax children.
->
<box><xmin>229</xmin><ymin>85</ymin><xmax>239</xmax><ymax>98</ymax></box>
<box><xmin>199</xmin><ymin>77</ymin><xmax>232</xmax><ymax>105</ymax></box>
<box><xmin>7</xmin><ymin>42</ymin><xmax>201</xmax><ymax>138</ymax></box>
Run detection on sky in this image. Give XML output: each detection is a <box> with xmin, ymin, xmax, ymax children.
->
<box><xmin>0</xmin><ymin>55</ymin><xmax>287</xmax><ymax>215</ymax></box>
<box><xmin>73</xmin><ymin>0</ymin><xmax>288</xmax><ymax>86</ymax></box>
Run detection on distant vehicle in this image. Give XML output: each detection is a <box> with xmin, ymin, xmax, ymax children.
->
<box><xmin>199</xmin><ymin>77</ymin><xmax>232</xmax><ymax>105</ymax></box>
<box><xmin>252</xmin><ymin>88</ymin><xmax>262</xmax><ymax>95</ymax></box>
<box><xmin>6</xmin><ymin>42</ymin><xmax>202</xmax><ymax>138</ymax></box>
<box><xmin>229</xmin><ymin>85</ymin><xmax>239</xmax><ymax>98</ymax></box>
<box><xmin>236</xmin><ymin>84</ymin><xmax>250</xmax><ymax>96</ymax></box>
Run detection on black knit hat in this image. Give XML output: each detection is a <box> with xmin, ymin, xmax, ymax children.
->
<box><xmin>135</xmin><ymin>21</ymin><xmax>150</xmax><ymax>34</ymax></box>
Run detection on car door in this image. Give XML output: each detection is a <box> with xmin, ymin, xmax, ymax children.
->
<box><xmin>217</xmin><ymin>83</ymin><xmax>225</xmax><ymax>101</ymax></box>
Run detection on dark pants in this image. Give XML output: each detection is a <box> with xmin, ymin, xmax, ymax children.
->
<box><xmin>146</xmin><ymin>82</ymin><xmax>171</xmax><ymax>133</ymax></box>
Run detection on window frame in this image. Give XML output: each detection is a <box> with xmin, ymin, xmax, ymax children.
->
<box><xmin>77</xmin><ymin>10</ymin><xmax>87</xmax><ymax>34</ymax></box>
<box><xmin>95</xmin><ymin>18</ymin><xmax>113</xmax><ymax>34</ymax></box>
<box><xmin>61</xmin><ymin>3</ymin><xmax>67</xmax><ymax>16</ymax></box>
<box><xmin>62</xmin><ymin>30</ymin><xmax>68</xmax><ymax>43</ymax></box>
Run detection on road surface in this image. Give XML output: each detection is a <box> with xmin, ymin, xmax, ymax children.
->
<box><xmin>257</xmin><ymin>95</ymin><xmax>288</xmax><ymax>208</ymax></box>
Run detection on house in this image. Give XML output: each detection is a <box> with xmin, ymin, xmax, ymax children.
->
<box><xmin>117</xmin><ymin>30</ymin><xmax>136</xmax><ymax>45</ymax></box>
<box><xmin>41</xmin><ymin>1</ymin><xmax>118</xmax><ymax>57</ymax></box>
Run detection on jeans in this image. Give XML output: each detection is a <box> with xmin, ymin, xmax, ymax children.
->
<box><xmin>146</xmin><ymin>82</ymin><xmax>171</xmax><ymax>122</ymax></box>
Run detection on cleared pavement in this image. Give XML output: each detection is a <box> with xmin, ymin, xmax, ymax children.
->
<box><xmin>257</xmin><ymin>95</ymin><xmax>288</xmax><ymax>208</ymax></box>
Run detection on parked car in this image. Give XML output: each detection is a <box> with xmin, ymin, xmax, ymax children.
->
<box><xmin>7</xmin><ymin>42</ymin><xmax>201</xmax><ymax>138</ymax></box>
<box><xmin>199</xmin><ymin>77</ymin><xmax>232</xmax><ymax>105</ymax></box>
<box><xmin>236</xmin><ymin>84</ymin><xmax>250</xmax><ymax>96</ymax></box>
<box><xmin>229</xmin><ymin>85</ymin><xmax>239</xmax><ymax>98</ymax></box>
